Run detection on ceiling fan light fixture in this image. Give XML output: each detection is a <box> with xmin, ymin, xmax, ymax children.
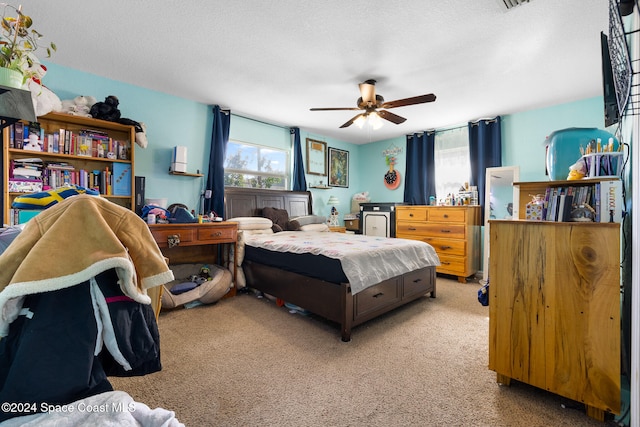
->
<box><xmin>369</xmin><ymin>111</ymin><xmax>384</xmax><ymax>130</ymax></box>
<box><xmin>354</xmin><ymin>115</ymin><xmax>367</xmax><ymax>128</ymax></box>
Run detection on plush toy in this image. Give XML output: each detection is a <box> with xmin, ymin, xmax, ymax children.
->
<box><xmin>118</xmin><ymin>117</ymin><xmax>148</xmax><ymax>148</ymax></box>
<box><xmin>567</xmin><ymin>158</ymin><xmax>587</xmax><ymax>180</ymax></box>
<box><xmin>90</xmin><ymin>96</ymin><xmax>149</xmax><ymax>148</ymax></box>
<box><xmin>59</xmin><ymin>95</ymin><xmax>98</xmax><ymax>117</ymax></box>
<box><xmin>22</xmin><ymin>61</ymin><xmax>62</xmax><ymax>117</ymax></box>
<box><xmin>90</xmin><ymin>95</ymin><xmax>121</xmax><ymax>121</ymax></box>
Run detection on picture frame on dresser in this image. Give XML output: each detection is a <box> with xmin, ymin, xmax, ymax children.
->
<box><xmin>328</xmin><ymin>147</ymin><xmax>349</xmax><ymax>188</ymax></box>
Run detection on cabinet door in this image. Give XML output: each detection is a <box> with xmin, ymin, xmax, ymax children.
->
<box><xmin>544</xmin><ymin>224</ymin><xmax>620</xmax><ymax>413</ymax></box>
<box><xmin>362</xmin><ymin>212</ymin><xmax>390</xmax><ymax>237</ymax></box>
<box><xmin>488</xmin><ymin>221</ymin><xmax>548</xmax><ymax>390</ymax></box>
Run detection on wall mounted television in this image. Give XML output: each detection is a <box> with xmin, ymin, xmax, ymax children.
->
<box><xmin>601</xmin><ymin>31</ymin><xmax>621</xmax><ymax>127</ymax></box>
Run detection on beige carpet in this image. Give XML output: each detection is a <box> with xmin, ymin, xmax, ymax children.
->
<box><xmin>110</xmin><ymin>277</ymin><xmax>618</xmax><ymax>427</ymax></box>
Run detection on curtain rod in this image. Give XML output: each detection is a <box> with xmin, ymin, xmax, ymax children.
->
<box><xmin>406</xmin><ymin>116</ymin><xmax>499</xmax><ymax>137</ymax></box>
<box><xmin>231</xmin><ymin>112</ymin><xmax>290</xmax><ymax>130</ymax></box>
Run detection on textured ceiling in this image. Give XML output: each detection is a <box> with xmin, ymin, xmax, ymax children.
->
<box><xmin>15</xmin><ymin>0</ymin><xmax>609</xmax><ymax>144</ymax></box>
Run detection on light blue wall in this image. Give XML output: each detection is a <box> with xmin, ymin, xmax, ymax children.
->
<box><xmin>502</xmin><ymin>96</ymin><xmax>605</xmax><ymax>182</ymax></box>
<box><xmin>44</xmin><ymin>62</ymin><xmax>212</xmax><ymax>210</ymax></box>
<box><xmin>39</xmin><ymin>62</ymin><xmax>607</xmax><ymax>222</ymax></box>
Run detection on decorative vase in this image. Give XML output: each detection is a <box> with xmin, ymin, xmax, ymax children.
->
<box><xmin>0</xmin><ymin>67</ymin><xmax>23</xmax><ymax>89</ymax></box>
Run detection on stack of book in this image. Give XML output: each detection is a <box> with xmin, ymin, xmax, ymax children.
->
<box><xmin>542</xmin><ymin>180</ymin><xmax>622</xmax><ymax>223</ymax></box>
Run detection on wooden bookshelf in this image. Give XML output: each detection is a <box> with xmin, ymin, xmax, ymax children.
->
<box><xmin>2</xmin><ymin>112</ymin><xmax>136</xmax><ymax>225</ymax></box>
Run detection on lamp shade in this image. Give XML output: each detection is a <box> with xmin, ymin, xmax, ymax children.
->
<box><xmin>327</xmin><ymin>195</ymin><xmax>339</xmax><ymax>205</ymax></box>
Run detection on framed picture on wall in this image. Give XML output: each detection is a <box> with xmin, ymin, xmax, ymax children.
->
<box><xmin>306</xmin><ymin>138</ymin><xmax>327</xmax><ymax>176</ymax></box>
<box><xmin>328</xmin><ymin>147</ymin><xmax>349</xmax><ymax>188</ymax></box>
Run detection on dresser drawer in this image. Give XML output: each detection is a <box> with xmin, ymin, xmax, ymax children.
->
<box><xmin>423</xmin><ymin>223</ymin><xmax>466</xmax><ymax>239</ymax></box>
<box><xmin>150</xmin><ymin>228</ymin><xmax>195</xmax><ymax>246</ymax></box>
<box><xmin>427</xmin><ymin>208</ymin><xmax>466</xmax><ymax>223</ymax></box>
<box><xmin>422</xmin><ymin>237</ymin><xmax>466</xmax><ymax>256</ymax></box>
<box><xmin>437</xmin><ymin>254</ymin><xmax>466</xmax><ymax>275</ymax></box>
<box><xmin>396</xmin><ymin>207</ymin><xmax>427</xmax><ymax>221</ymax></box>
<box><xmin>402</xmin><ymin>268</ymin><xmax>434</xmax><ymax>298</ymax></box>
<box><xmin>355</xmin><ymin>278</ymin><xmax>401</xmax><ymax>318</ymax></box>
<box><xmin>197</xmin><ymin>226</ymin><xmax>237</xmax><ymax>243</ymax></box>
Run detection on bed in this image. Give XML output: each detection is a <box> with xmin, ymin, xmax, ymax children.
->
<box><xmin>224</xmin><ymin>187</ymin><xmax>439</xmax><ymax>341</ymax></box>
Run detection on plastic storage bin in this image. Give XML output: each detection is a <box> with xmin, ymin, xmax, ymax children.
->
<box><xmin>545</xmin><ymin>128</ymin><xmax>618</xmax><ymax>181</ymax></box>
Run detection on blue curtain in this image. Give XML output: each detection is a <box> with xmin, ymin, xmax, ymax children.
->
<box><xmin>403</xmin><ymin>132</ymin><xmax>435</xmax><ymax>205</ymax></box>
<box><xmin>468</xmin><ymin>117</ymin><xmax>502</xmax><ymax>222</ymax></box>
<box><xmin>204</xmin><ymin>105</ymin><xmax>231</xmax><ymax>217</ymax></box>
<box><xmin>290</xmin><ymin>127</ymin><xmax>307</xmax><ymax>191</ymax></box>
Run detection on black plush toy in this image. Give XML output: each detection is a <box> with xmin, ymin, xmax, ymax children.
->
<box><xmin>90</xmin><ymin>95</ymin><xmax>121</xmax><ymax>122</ymax></box>
<box><xmin>90</xmin><ymin>95</ymin><xmax>148</xmax><ymax>148</ymax></box>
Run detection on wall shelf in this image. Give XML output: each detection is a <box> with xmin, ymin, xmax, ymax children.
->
<box><xmin>309</xmin><ymin>185</ymin><xmax>330</xmax><ymax>189</ymax></box>
<box><xmin>169</xmin><ymin>171</ymin><xmax>203</xmax><ymax>177</ymax></box>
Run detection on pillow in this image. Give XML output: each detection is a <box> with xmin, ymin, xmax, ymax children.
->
<box><xmin>261</xmin><ymin>207</ymin><xmax>301</xmax><ymax>232</ymax></box>
<box><xmin>300</xmin><ymin>223</ymin><xmax>330</xmax><ymax>232</ymax></box>
<box><xmin>290</xmin><ymin>215</ymin><xmax>327</xmax><ymax>227</ymax></box>
<box><xmin>228</xmin><ymin>217</ymin><xmax>273</xmax><ymax>230</ymax></box>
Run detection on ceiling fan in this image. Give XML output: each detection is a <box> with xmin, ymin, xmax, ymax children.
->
<box><xmin>310</xmin><ymin>79</ymin><xmax>436</xmax><ymax>128</ymax></box>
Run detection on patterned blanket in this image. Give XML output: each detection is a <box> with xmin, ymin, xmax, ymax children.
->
<box><xmin>244</xmin><ymin>231</ymin><xmax>440</xmax><ymax>294</ymax></box>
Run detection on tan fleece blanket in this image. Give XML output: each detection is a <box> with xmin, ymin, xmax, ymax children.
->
<box><xmin>0</xmin><ymin>194</ymin><xmax>174</xmax><ymax>336</ymax></box>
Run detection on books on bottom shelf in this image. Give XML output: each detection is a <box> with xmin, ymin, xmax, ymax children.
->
<box><xmin>9</xmin><ymin>209</ymin><xmax>42</xmax><ymax>225</ymax></box>
<box><xmin>542</xmin><ymin>180</ymin><xmax>622</xmax><ymax>223</ymax></box>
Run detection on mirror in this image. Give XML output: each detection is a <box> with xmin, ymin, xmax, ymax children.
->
<box><xmin>483</xmin><ymin>166</ymin><xmax>520</xmax><ymax>281</ymax></box>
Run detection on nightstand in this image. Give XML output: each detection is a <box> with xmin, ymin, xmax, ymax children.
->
<box><xmin>328</xmin><ymin>226</ymin><xmax>346</xmax><ymax>233</ymax></box>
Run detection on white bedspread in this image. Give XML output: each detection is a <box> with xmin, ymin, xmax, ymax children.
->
<box><xmin>244</xmin><ymin>231</ymin><xmax>440</xmax><ymax>294</ymax></box>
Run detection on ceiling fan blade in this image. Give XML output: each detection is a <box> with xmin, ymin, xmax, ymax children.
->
<box><xmin>381</xmin><ymin>93</ymin><xmax>436</xmax><ymax>109</ymax></box>
<box><xmin>340</xmin><ymin>113</ymin><xmax>366</xmax><ymax>128</ymax></box>
<box><xmin>359</xmin><ymin>80</ymin><xmax>377</xmax><ymax>104</ymax></box>
<box><xmin>310</xmin><ymin>107</ymin><xmax>361</xmax><ymax>111</ymax></box>
<box><xmin>377</xmin><ymin>110</ymin><xmax>407</xmax><ymax>125</ymax></box>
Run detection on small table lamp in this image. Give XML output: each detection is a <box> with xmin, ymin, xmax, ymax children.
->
<box><xmin>327</xmin><ymin>195</ymin><xmax>340</xmax><ymax>226</ymax></box>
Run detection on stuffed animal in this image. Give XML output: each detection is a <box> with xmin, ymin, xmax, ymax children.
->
<box><xmin>59</xmin><ymin>95</ymin><xmax>97</xmax><ymax>117</ymax></box>
<box><xmin>90</xmin><ymin>95</ymin><xmax>121</xmax><ymax>121</ymax></box>
<box><xmin>90</xmin><ymin>96</ymin><xmax>149</xmax><ymax>148</ymax></box>
<box><xmin>117</xmin><ymin>117</ymin><xmax>148</xmax><ymax>148</ymax></box>
<box><xmin>22</xmin><ymin>61</ymin><xmax>62</xmax><ymax>117</ymax></box>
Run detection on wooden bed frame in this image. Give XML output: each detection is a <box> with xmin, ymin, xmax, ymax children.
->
<box><xmin>224</xmin><ymin>187</ymin><xmax>437</xmax><ymax>341</ymax></box>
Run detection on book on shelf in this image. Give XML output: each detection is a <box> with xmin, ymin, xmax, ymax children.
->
<box><xmin>9</xmin><ymin>209</ymin><xmax>42</xmax><ymax>225</ymax></box>
<box><xmin>541</xmin><ymin>180</ymin><xmax>622</xmax><ymax>223</ymax></box>
<box><xmin>112</xmin><ymin>162</ymin><xmax>132</xmax><ymax>196</ymax></box>
<box><xmin>594</xmin><ymin>180</ymin><xmax>623</xmax><ymax>223</ymax></box>
<box><xmin>13</xmin><ymin>122</ymin><xmax>25</xmax><ymax>149</ymax></box>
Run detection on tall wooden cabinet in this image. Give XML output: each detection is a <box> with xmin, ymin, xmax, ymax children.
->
<box><xmin>395</xmin><ymin>205</ymin><xmax>481</xmax><ymax>282</ymax></box>
<box><xmin>488</xmin><ymin>220</ymin><xmax>620</xmax><ymax>421</ymax></box>
<box><xmin>2</xmin><ymin>112</ymin><xmax>135</xmax><ymax>224</ymax></box>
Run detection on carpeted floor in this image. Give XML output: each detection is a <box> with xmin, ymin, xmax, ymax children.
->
<box><xmin>110</xmin><ymin>277</ymin><xmax>619</xmax><ymax>426</ymax></box>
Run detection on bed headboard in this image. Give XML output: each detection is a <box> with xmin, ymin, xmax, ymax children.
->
<box><xmin>224</xmin><ymin>187</ymin><xmax>313</xmax><ymax>219</ymax></box>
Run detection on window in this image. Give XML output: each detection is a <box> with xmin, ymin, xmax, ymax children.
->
<box><xmin>224</xmin><ymin>140</ymin><xmax>289</xmax><ymax>189</ymax></box>
<box><xmin>434</xmin><ymin>127</ymin><xmax>470</xmax><ymax>201</ymax></box>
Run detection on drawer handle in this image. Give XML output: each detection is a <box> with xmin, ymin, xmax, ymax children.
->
<box><xmin>372</xmin><ymin>292</ymin><xmax>384</xmax><ymax>298</ymax></box>
<box><xmin>167</xmin><ymin>234</ymin><xmax>180</xmax><ymax>248</ymax></box>
<box><xmin>441</xmin><ymin>261</ymin><xmax>450</xmax><ymax>265</ymax></box>
<box><xmin>441</xmin><ymin>229</ymin><xmax>451</xmax><ymax>233</ymax></box>
<box><xmin>409</xmin><ymin>213</ymin><xmax>414</xmax><ymax>217</ymax></box>
<box><xmin>412</xmin><ymin>278</ymin><xmax>422</xmax><ymax>283</ymax></box>
<box><xmin>408</xmin><ymin>227</ymin><xmax>417</xmax><ymax>231</ymax></box>
<box><xmin>208</xmin><ymin>231</ymin><xmax>223</xmax><ymax>237</ymax></box>
<box><xmin>443</xmin><ymin>214</ymin><xmax>449</xmax><ymax>218</ymax></box>
<box><xmin>440</xmin><ymin>245</ymin><xmax>452</xmax><ymax>250</ymax></box>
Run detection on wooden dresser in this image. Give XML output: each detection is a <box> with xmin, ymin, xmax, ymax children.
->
<box><xmin>148</xmin><ymin>222</ymin><xmax>238</xmax><ymax>294</ymax></box>
<box><xmin>395</xmin><ymin>205</ymin><xmax>481</xmax><ymax>282</ymax></box>
<box><xmin>488</xmin><ymin>220</ymin><xmax>620</xmax><ymax>421</ymax></box>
